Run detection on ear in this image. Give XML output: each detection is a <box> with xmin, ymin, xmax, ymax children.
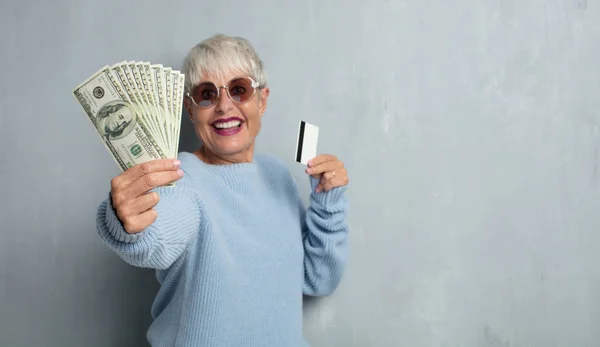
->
<box><xmin>259</xmin><ymin>87</ymin><xmax>270</xmax><ymax>117</ymax></box>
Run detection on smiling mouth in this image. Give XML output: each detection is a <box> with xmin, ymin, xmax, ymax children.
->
<box><xmin>212</xmin><ymin>117</ymin><xmax>243</xmax><ymax>130</ymax></box>
<box><xmin>213</xmin><ymin>120</ymin><xmax>241</xmax><ymax>129</ymax></box>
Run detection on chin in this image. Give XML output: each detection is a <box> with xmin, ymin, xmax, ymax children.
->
<box><xmin>213</xmin><ymin>139</ymin><xmax>253</xmax><ymax>155</ymax></box>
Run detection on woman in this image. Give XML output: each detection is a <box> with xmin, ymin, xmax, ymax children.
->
<box><xmin>97</xmin><ymin>34</ymin><xmax>350</xmax><ymax>347</ymax></box>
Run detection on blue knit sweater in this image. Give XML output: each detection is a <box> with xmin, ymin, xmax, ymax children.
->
<box><xmin>96</xmin><ymin>152</ymin><xmax>350</xmax><ymax>347</ymax></box>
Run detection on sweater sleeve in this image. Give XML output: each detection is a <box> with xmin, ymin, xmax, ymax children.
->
<box><xmin>95</xmin><ymin>171</ymin><xmax>201</xmax><ymax>270</ymax></box>
<box><xmin>301</xmin><ymin>176</ymin><xmax>350</xmax><ymax>296</ymax></box>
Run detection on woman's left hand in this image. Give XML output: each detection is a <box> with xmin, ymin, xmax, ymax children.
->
<box><xmin>305</xmin><ymin>154</ymin><xmax>349</xmax><ymax>193</ymax></box>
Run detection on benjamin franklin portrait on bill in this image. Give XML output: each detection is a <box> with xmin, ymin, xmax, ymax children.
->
<box><xmin>95</xmin><ymin>101</ymin><xmax>137</xmax><ymax>141</ymax></box>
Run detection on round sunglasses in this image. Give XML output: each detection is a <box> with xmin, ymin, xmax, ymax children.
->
<box><xmin>186</xmin><ymin>76</ymin><xmax>260</xmax><ymax>108</ymax></box>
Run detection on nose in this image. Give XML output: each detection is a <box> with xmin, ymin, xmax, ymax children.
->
<box><xmin>215</xmin><ymin>86</ymin><xmax>234</xmax><ymax>113</ymax></box>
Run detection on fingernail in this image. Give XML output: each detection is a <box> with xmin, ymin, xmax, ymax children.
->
<box><xmin>174</xmin><ymin>160</ymin><xmax>181</xmax><ymax>167</ymax></box>
<box><xmin>177</xmin><ymin>169</ymin><xmax>184</xmax><ymax>177</ymax></box>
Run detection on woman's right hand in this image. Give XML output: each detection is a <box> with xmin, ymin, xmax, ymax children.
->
<box><xmin>110</xmin><ymin>159</ymin><xmax>184</xmax><ymax>234</ymax></box>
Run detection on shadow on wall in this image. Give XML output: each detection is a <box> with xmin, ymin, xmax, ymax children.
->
<box><xmin>91</xmin><ymin>254</ymin><xmax>159</xmax><ymax>347</ymax></box>
<box><xmin>178</xmin><ymin>107</ymin><xmax>200</xmax><ymax>153</ymax></box>
<box><xmin>302</xmin><ymin>295</ymin><xmax>321</xmax><ymax>311</ymax></box>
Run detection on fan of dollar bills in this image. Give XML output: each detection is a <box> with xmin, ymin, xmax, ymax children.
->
<box><xmin>73</xmin><ymin>61</ymin><xmax>184</xmax><ymax>171</ymax></box>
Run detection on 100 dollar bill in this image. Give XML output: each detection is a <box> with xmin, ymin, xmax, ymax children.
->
<box><xmin>73</xmin><ymin>65</ymin><xmax>167</xmax><ymax>171</ymax></box>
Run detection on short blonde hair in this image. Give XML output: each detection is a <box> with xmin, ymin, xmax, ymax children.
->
<box><xmin>182</xmin><ymin>33</ymin><xmax>268</xmax><ymax>93</ymax></box>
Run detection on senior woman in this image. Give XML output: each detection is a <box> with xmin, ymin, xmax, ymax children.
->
<box><xmin>96</xmin><ymin>34</ymin><xmax>350</xmax><ymax>347</ymax></box>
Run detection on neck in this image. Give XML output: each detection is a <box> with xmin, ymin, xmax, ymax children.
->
<box><xmin>195</xmin><ymin>145</ymin><xmax>254</xmax><ymax>165</ymax></box>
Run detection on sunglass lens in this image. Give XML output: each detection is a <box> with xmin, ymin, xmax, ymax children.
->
<box><xmin>191</xmin><ymin>82</ymin><xmax>218</xmax><ymax>107</ymax></box>
<box><xmin>228</xmin><ymin>78</ymin><xmax>254</xmax><ymax>103</ymax></box>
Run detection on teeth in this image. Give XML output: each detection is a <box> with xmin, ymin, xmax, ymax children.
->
<box><xmin>214</xmin><ymin>120</ymin><xmax>241</xmax><ymax>129</ymax></box>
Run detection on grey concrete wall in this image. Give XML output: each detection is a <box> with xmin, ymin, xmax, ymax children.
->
<box><xmin>2</xmin><ymin>0</ymin><xmax>600</xmax><ymax>346</ymax></box>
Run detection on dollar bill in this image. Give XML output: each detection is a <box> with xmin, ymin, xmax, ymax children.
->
<box><xmin>131</xmin><ymin>61</ymin><xmax>169</xmax><ymax>149</ymax></box>
<box><xmin>73</xmin><ymin>62</ymin><xmax>184</xmax><ymax>173</ymax></box>
<box><xmin>173</xmin><ymin>73</ymin><xmax>185</xmax><ymax>158</ymax></box>
<box><xmin>163</xmin><ymin>67</ymin><xmax>173</xmax><ymax>133</ymax></box>
<box><xmin>139</xmin><ymin>62</ymin><xmax>170</xmax><ymax>150</ymax></box>
<box><xmin>149</xmin><ymin>64</ymin><xmax>168</xmax><ymax>137</ymax></box>
<box><xmin>112</xmin><ymin>62</ymin><xmax>166</xmax><ymax>153</ymax></box>
<box><xmin>169</xmin><ymin>70</ymin><xmax>179</xmax><ymax>158</ymax></box>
